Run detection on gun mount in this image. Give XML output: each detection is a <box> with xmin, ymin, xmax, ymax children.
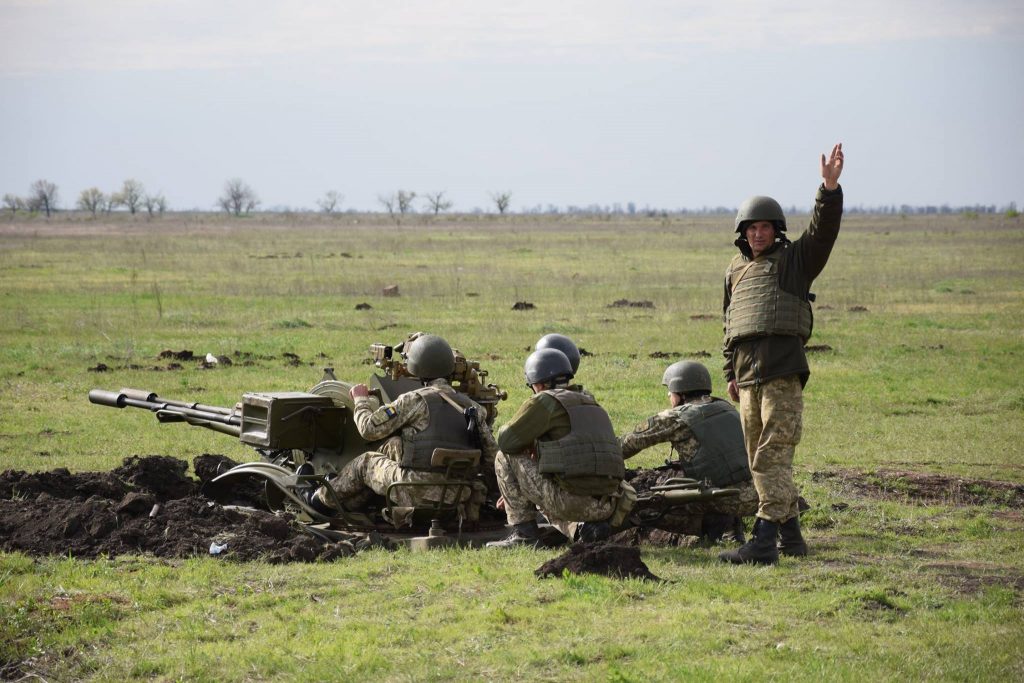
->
<box><xmin>88</xmin><ymin>335</ymin><xmax>513</xmax><ymax>548</ymax></box>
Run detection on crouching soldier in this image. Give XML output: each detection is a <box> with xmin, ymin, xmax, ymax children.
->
<box><xmin>619</xmin><ymin>361</ymin><xmax>758</xmax><ymax>542</ymax></box>
<box><xmin>307</xmin><ymin>334</ymin><xmax>498</xmax><ymax>524</ymax></box>
<box><xmin>487</xmin><ymin>348</ymin><xmax>635</xmax><ymax>548</ymax></box>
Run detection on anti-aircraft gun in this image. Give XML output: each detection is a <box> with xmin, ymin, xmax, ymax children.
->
<box><xmin>89</xmin><ymin>333</ymin><xmax>511</xmax><ymax>548</ymax></box>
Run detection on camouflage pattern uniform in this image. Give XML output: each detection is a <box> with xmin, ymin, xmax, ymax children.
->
<box><xmin>316</xmin><ymin>379</ymin><xmax>498</xmax><ymax>520</ymax></box>
<box><xmin>495</xmin><ymin>387</ymin><xmax>621</xmax><ymax>540</ymax></box>
<box><xmin>619</xmin><ymin>395</ymin><xmax>759</xmax><ymax>534</ymax></box>
<box><xmin>724</xmin><ymin>185</ymin><xmax>843</xmax><ymax>523</ymax></box>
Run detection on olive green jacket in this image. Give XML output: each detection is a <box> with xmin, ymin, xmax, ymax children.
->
<box><xmin>723</xmin><ymin>185</ymin><xmax>843</xmax><ymax>387</ymax></box>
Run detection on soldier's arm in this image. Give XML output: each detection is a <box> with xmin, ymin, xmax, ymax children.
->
<box><xmin>722</xmin><ymin>271</ymin><xmax>736</xmax><ymax>383</ymax></box>
<box><xmin>791</xmin><ymin>144</ymin><xmax>845</xmax><ymax>283</ymax></box>
<box><xmin>351</xmin><ymin>392</ymin><xmax>421</xmax><ymax>441</ymax></box>
<box><xmin>496</xmin><ymin>394</ymin><xmax>553</xmax><ymax>455</ymax></box>
<box><xmin>619</xmin><ymin>412</ymin><xmax>681</xmax><ymax>459</ymax></box>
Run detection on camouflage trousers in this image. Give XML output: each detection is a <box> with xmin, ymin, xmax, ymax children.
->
<box><xmin>319</xmin><ymin>452</ymin><xmax>484</xmax><ymax>522</ymax></box>
<box><xmin>738</xmin><ymin>375</ymin><xmax>803</xmax><ymax>523</ymax></box>
<box><xmin>494</xmin><ymin>451</ymin><xmax>616</xmax><ymax>540</ymax></box>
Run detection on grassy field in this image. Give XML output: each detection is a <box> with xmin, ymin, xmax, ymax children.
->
<box><xmin>1</xmin><ymin>210</ymin><xmax>1022</xmax><ymax>681</ymax></box>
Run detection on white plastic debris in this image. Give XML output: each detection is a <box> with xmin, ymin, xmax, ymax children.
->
<box><xmin>209</xmin><ymin>541</ymin><xmax>228</xmax><ymax>555</ymax></box>
<box><xmin>205</xmin><ymin>353</ymin><xmax>219</xmax><ymax>364</ymax></box>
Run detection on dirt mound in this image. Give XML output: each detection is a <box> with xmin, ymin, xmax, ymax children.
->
<box><xmin>814</xmin><ymin>469</ymin><xmax>1024</xmax><ymax>508</ymax></box>
<box><xmin>607</xmin><ymin>526</ymin><xmax>701</xmax><ymax>547</ymax></box>
<box><xmin>535</xmin><ymin>542</ymin><xmax>662</xmax><ymax>581</ymax></box>
<box><xmin>0</xmin><ymin>456</ymin><xmax>392</xmax><ymax>562</ymax></box>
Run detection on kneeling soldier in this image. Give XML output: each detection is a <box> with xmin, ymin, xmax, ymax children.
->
<box><xmin>619</xmin><ymin>361</ymin><xmax>758</xmax><ymax>542</ymax></box>
<box><xmin>308</xmin><ymin>334</ymin><xmax>498</xmax><ymax>523</ymax></box>
<box><xmin>487</xmin><ymin>348</ymin><xmax>634</xmax><ymax>548</ymax></box>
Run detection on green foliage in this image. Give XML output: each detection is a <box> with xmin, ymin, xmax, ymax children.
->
<box><xmin>0</xmin><ymin>212</ymin><xmax>1022</xmax><ymax>680</ymax></box>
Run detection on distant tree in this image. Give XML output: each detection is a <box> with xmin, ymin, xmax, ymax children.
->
<box><xmin>119</xmin><ymin>179</ymin><xmax>145</xmax><ymax>215</ymax></box>
<box><xmin>102</xmin><ymin>193</ymin><xmax>119</xmax><ymax>214</ymax></box>
<box><xmin>490</xmin><ymin>191</ymin><xmax>512</xmax><ymax>215</ymax></box>
<box><xmin>316</xmin><ymin>190</ymin><xmax>343</xmax><ymax>214</ymax></box>
<box><xmin>397</xmin><ymin>189</ymin><xmax>417</xmax><ymax>215</ymax></box>
<box><xmin>29</xmin><ymin>179</ymin><xmax>59</xmax><ymax>217</ymax></box>
<box><xmin>143</xmin><ymin>192</ymin><xmax>167</xmax><ymax>217</ymax></box>
<box><xmin>218</xmin><ymin>178</ymin><xmax>259</xmax><ymax>216</ymax></box>
<box><xmin>77</xmin><ymin>188</ymin><xmax>106</xmax><ymax>217</ymax></box>
<box><xmin>3</xmin><ymin>193</ymin><xmax>23</xmax><ymax>216</ymax></box>
<box><xmin>378</xmin><ymin>189</ymin><xmax>416</xmax><ymax>225</ymax></box>
<box><xmin>424</xmin><ymin>191</ymin><xmax>453</xmax><ymax>215</ymax></box>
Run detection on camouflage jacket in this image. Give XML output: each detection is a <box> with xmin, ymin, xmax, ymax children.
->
<box><xmin>353</xmin><ymin>379</ymin><xmax>498</xmax><ymax>484</ymax></box>
<box><xmin>619</xmin><ymin>396</ymin><xmax>710</xmax><ymax>465</ymax></box>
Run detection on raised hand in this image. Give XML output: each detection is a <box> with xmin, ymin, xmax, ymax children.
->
<box><xmin>820</xmin><ymin>142</ymin><xmax>844</xmax><ymax>190</ymax></box>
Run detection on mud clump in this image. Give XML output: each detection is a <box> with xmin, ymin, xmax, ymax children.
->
<box><xmin>535</xmin><ymin>542</ymin><xmax>662</xmax><ymax>581</ymax></box>
<box><xmin>609</xmin><ymin>299</ymin><xmax>654</xmax><ymax>309</ymax></box>
<box><xmin>0</xmin><ymin>455</ymin><xmax>388</xmax><ymax>562</ymax></box>
<box><xmin>511</xmin><ymin>301</ymin><xmax>536</xmax><ymax>310</ymax></box>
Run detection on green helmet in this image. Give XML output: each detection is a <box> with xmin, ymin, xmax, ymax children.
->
<box><xmin>735</xmin><ymin>195</ymin><xmax>786</xmax><ymax>233</ymax></box>
<box><xmin>662</xmin><ymin>361</ymin><xmax>712</xmax><ymax>395</ymax></box>
<box><xmin>535</xmin><ymin>333</ymin><xmax>581</xmax><ymax>373</ymax></box>
<box><xmin>404</xmin><ymin>334</ymin><xmax>455</xmax><ymax>380</ymax></box>
<box><xmin>524</xmin><ymin>348</ymin><xmax>574</xmax><ymax>386</ymax></box>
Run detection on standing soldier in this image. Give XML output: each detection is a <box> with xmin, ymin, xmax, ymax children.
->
<box><xmin>306</xmin><ymin>334</ymin><xmax>498</xmax><ymax>523</ymax></box>
<box><xmin>619</xmin><ymin>361</ymin><xmax>758</xmax><ymax>542</ymax></box>
<box><xmin>719</xmin><ymin>144</ymin><xmax>845</xmax><ymax>565</ymax></box>
<box><xmin>487</xmin><ymin>348</ymin><xmax>634</xmax><ymax>547</ymax></box>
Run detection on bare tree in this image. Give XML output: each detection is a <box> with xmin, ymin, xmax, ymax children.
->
<box><xmin>77</xmin><ymin>188</ymin><xmax>106</xmax><ymax>217</ymax></box>
<box><xmin>316</xmin><ymin>190</ymin><xmax>343</xmax><ymax>214</ymax></box>
<box><xmin>218</xmin><ymin>178</ymin><xmax>259</xmax><ymax>216</ymax></box>
<box><xmin>490</xmin><ymin>191</ymin><xmax>512</xmax><ymax>215</ymax></box>
<box><xmin>424</xmin><ymin>191</ymin><xmax>453</xmax><ymax>215</ymax></box>
<box><xmin>378</xmin><ymin>189</ymin><xmax>416</xmax><ymax>225</ymax></box>
<box><xmin>3</xmin><ymin>193</ymin><xmax>23</xmax><ymax>217</ymax></box>
<box><xmin>143</xmin><ymin>192</ymin><xmax>167</xmax><ymax>217</ymax></box>
<box><xmin>397</xmin><ymin>189</ymin><xmax>417</xmax><ymax>215</ymax></box>
<box><xmin>120</xmin><ymin>179</ymin><xmax>145</xmax><ymax>215</ymax></box>
<box><xmin>29</xmin><ymin>179</ymin><xmax>59</xmax><ymax>217</ymax></box>
<box><xmin>102</xmin><ymin>193</ymin><xmax>119</xmax><ymax>214</ymax></box>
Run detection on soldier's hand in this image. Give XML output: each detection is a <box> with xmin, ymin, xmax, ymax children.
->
<box><xmin>728</xmin><ymin>379</ymin><xmax>740</xmax><ymax>402</ymax></box>
<box><xmin>821</xmin><ymin>142</ymin><xmax>844</xmax><ymax>190</ymax></box>
<box><xmin>350</xmin><ymin>384</ymin><xmax>370</xmax><ymax>399</ymax></box>
<box><xmin>496</xmin><ymin>496</ymin><xmax>506</xmax><ymax>511</ymax></box>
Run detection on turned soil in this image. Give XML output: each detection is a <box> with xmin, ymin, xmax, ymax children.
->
<box><xmin>0</xmin><ymin>455</ymin><xmax>390</xmax><ymax>563</ymax></box>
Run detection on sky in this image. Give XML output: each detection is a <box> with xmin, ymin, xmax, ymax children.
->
<box><xmin>1</xmin><ymin>1</ymin><xmax>1022</xmax><ymax>213</ymax></box>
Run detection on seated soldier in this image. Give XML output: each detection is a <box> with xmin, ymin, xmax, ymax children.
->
<box><xmin>619</xmin><ymin>361</ymin><xmax>757</xmax><ymax>542</ymax></box>
<box><xmin>487</xmin><ymin>348</ymin><xmax>635</xmax><ymax>548</ymax></box>
<box><xmin>308</xmin><ymin>334</ymin><xmax>498</xmax><ymax>523</ymax></box>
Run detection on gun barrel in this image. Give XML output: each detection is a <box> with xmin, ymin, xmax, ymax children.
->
<box><xmin>89</xmin><ymin>389</ymin><xmax>242</xmax><ymax>427</ymax></box>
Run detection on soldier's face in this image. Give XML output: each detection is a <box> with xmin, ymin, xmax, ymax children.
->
<box><xmin>745</xmin><ymin>221</ymin><xmax>776</xmax><ymax>257</ymax></box>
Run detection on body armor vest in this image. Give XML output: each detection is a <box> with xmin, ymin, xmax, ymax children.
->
<box><xmin>724</xmin><ymin>249</ymin><xmax>812</xmax><ymax>348</ymax></box>
<box><xmin>535</xmin><ymin>389</ymin><xmax>624</xmax><ymax>495</ymax></box>
<box><xmin>671</xmin><ymin>399</ymin><xmax>751</xmax><ymax>486</ymax></box>
<box><xmin>400</xmin><ymin>389</ymin><xmax>478</xmax><ymax>472</ymax></box>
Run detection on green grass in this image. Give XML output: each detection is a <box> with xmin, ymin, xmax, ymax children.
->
<box><xmin>1</xmin><ymin>211</ymin><xmax>1023</xmax><ymax>680</ymax></box>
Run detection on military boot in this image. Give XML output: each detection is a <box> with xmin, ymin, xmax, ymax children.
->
<box><xmin>718</xmin><ymin>518</ymin><xmax>779</xmax><ymax>565</ymax></box>
<box><xmin>699</xmin><ymin>513</ymin><xmax>734</xmax><ymax>544</ymax></box>
<box><xmin>575</xmin><ymin>521</ymin><xmax>612</xmax><ymax>543</ymax></box>
<box><xmin>486</xmin><ymin>521</ymin><xmax>541</xmax><ymax>549</ymax></box>
<box><xmin>778</xmin><ymin>515</ymin><xmax>808</xmax><ymax>557</ymax></box>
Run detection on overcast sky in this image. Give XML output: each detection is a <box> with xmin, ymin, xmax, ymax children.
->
<box><xmin>1</xmin><ymin>1</ymin><xmax>1022</xmax><ymax>212</ymax></box>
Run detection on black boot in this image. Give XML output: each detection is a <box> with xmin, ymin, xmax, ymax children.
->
<box><xmin>718</xmin><ymin>519</ymin><xmax>779</xmax><ymax>565</ymax></box>
<box><xmin>778</xmin><ymin>515</ymin><xmax>808</xmax><ymax>557</ymax></box>
<box><xmin>486</xmin><ymin>521</ymin><xmax>541</xmax><ymax>548</ymax></box>
<box><xmin>699</xmin><ymin>513</ymin><xmax>734</xmax><ymax>544</ymax></box>
<box><xmin>728</xmin><ymin>517</ymin><xmax>747</xmax><ymax>544</ymax></box>
<box><xmin>576</xmin><ymin>521</ymin><xmax>612</xmax><ymax>543</ymax></box>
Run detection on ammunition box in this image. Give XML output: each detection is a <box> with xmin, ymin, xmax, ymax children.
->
<box><xmin>240</xmin><ymin>392</ymin><xmax>344</xmax><ymax>450</ymax></box>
